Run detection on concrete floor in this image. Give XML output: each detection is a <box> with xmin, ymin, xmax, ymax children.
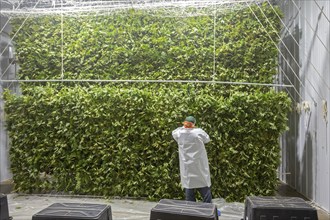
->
<box><xmin>1</xmin><ymin>182</ymin><xmax>329</xmax><ymax>220</ymax></box>
<box><xmin>5</xmin><ymin>194</ymin><xmax>244</xmax><ymax>220</ymax></box>
<box><xmin>3</xmin><ymin>192</ymin><xmax>329</xmax><ymax>220</ymax></box>
<box><xmin>275</xmin><ymin>183</ymin><xmax>330</xmax><ymax>220</ymax></box>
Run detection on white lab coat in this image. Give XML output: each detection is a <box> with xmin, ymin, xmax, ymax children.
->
<box><xmin>172</xmin><ymin>127</ymin><xmax>211</xmax><ymax>189</ymax></box>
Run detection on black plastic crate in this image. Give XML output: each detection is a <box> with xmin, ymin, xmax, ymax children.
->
<box><xmin>150</xmin><ymin>199</ymin><xmax>218</xmax><ymax>220</ymax></box>
<box><xmin>32</xmin><ymin>203</ymin><xmax>112</xmax><ymax>220</ymax></box>
<box><xmin>0</xmin><ymin>194</ymin><xmax>10</xmax><ymax>220</ymax></box>
<box><xmin>244</xmin><ymin>196</ymin><xmax>318</xmax><ymax>220</ymax></box>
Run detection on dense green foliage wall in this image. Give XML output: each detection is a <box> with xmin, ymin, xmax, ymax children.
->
<box><xmin>5</xmin><ymin>86</ymin><xmax>290</xmax><ymax>201</ymax></box>
<box><xmin>12</xmin><ymin>4</ymin><xmax>281</xmax><ymax>84</ymax></box>
<box><xmin>4</xmin><ymin>3</ymin><xmax>291</xmax><ymax>202</ymax></box>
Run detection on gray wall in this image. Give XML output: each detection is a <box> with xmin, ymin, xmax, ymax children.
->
<box><xmin>278</xmin><ymin>0</ymin><xmax>330</xmax><ymax>212</ymax></box>
<box><xmin>0</xmin><ymin>2</ymin><xmax>18</xmax><ymax>183</ymax></box>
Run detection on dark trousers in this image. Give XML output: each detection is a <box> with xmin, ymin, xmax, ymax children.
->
<box><xmin>184</xmin><ymin>186</ymin><xmax>212</xmax><ymax>203</ymax></box>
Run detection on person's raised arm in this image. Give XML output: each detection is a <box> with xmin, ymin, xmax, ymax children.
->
<box><xmin>198</xmin><ymin>129</ymin><xmax>210</xmax><ymax>144</ymax></box>
<box><xmin>172</xmin><ymin>127</ymin><xmax>182</xmax><ymax>142</ymax></box>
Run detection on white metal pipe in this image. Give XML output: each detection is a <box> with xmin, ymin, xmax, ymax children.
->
<box><xmin>0</xmin><ymin>0</ymin><xmax>266</xmax><ymax>16</ymax></box>
<box><xmin>0</xmin><ymin>79</ymin><xmax>294</xmax><ymax>87</ymax></box>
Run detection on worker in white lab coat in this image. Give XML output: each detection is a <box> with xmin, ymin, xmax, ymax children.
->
<box><xmin>172</xmin><ymin>116</ymin><xmax>212</xmax><ymax>203</ymax></box>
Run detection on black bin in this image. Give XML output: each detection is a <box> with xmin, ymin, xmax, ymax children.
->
<box><xmin>0</xmin><ymin>194</ymin><xmax>10</xmax><ymax>220</ymax></box>
<box><xmin>32</xmin><ymin>203</ymin><xmax>112</xmax><ymax>220</ymax></box>
<box><xmin>150</xmin><ymin>199</ymin><xmax>218</xmax><ymax>220</ymax></box>
<box><xmin>244</xmin><ymin>196</ymin><xmax>318</xmax><ymax>220</ymax></box>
